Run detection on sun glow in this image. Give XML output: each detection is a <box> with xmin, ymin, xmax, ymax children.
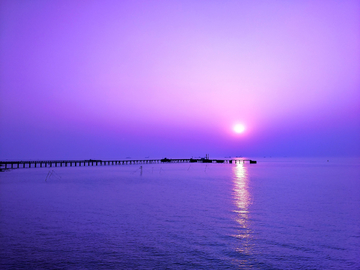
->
<box><xmin>234</xmin><ymin>124</ymin><xmax>245</xmax><ymax>134</ymax></box>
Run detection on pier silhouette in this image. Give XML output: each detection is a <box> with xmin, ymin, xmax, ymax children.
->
<box><xmin>0</xmin><ymin>158</ymin><xmax>257</xmax><ymax>170</ymax></box>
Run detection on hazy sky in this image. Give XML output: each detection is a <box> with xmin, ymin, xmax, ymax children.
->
<box><xmin>1</xmin><ymin>0</ymin><xmax>359</xmax><ymax>159</ymax></box>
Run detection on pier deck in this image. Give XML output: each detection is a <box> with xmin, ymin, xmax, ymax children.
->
<box><xmin>0</xmin><ymin>158</ymin><xmax>256</xmax><ymax>170</ymax></box>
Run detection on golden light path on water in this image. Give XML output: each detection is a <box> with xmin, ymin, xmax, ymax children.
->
<box><xmin>232</xmin><ymin>162</ymin><xmax>252</xmax><ymax>254</ymax></box>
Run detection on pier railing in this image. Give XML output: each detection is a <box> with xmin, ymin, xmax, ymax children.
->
<box><xmin>0</xmin><ymin>158</ymin><xmax>256</xmax><ymax>170</ymax></box>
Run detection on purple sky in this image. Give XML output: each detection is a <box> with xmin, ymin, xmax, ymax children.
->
<box><xmin>1</xmin><ymin>0</ymin><xmax>359</xmax><ymax>159</ymax></box>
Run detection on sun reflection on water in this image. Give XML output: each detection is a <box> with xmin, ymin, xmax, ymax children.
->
<box><xmin>232</xmin><ymin>162</ymin><xmax>252</xmax><ymax>254</ymax></box>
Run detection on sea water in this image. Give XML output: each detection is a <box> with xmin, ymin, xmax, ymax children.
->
<box><xmin>0</xmin><ymin>158</ymin><xmax>359</xmax><ymax>269</ymax></box>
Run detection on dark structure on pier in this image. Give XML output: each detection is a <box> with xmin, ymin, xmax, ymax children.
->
<box><xmin>0</xmin><ymin>158</ymin><xmax>257</xmax><ymax>171</ymax></box>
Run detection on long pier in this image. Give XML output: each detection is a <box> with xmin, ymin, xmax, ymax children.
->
<box><xmin>0</xmin><ymin>158</ymin><xmax>256</xmax><ymax>170</ymax></box>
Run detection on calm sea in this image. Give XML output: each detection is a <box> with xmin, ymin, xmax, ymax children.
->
<box><xmin>1</xmin><ymin>158</ymin><xmax>359</xmax><ymax>269</ymax></box>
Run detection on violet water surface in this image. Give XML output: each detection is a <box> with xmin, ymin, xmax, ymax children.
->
<box><xmin>0</xmin><ymin>158</ymin><xmax>359</xmax><ymax>269</ymax></box>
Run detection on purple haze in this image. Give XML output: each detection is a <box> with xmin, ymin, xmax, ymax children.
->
<box><xmin>1</xmin><ymin>0</ymin><xmax>359</xmax><ymax>159</ymax></box>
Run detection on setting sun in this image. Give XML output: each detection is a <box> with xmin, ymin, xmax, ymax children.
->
<box><xmin>234</xmin><ymin>124</ymin><xmax>245</xmax><ymax>133</ymax></box>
